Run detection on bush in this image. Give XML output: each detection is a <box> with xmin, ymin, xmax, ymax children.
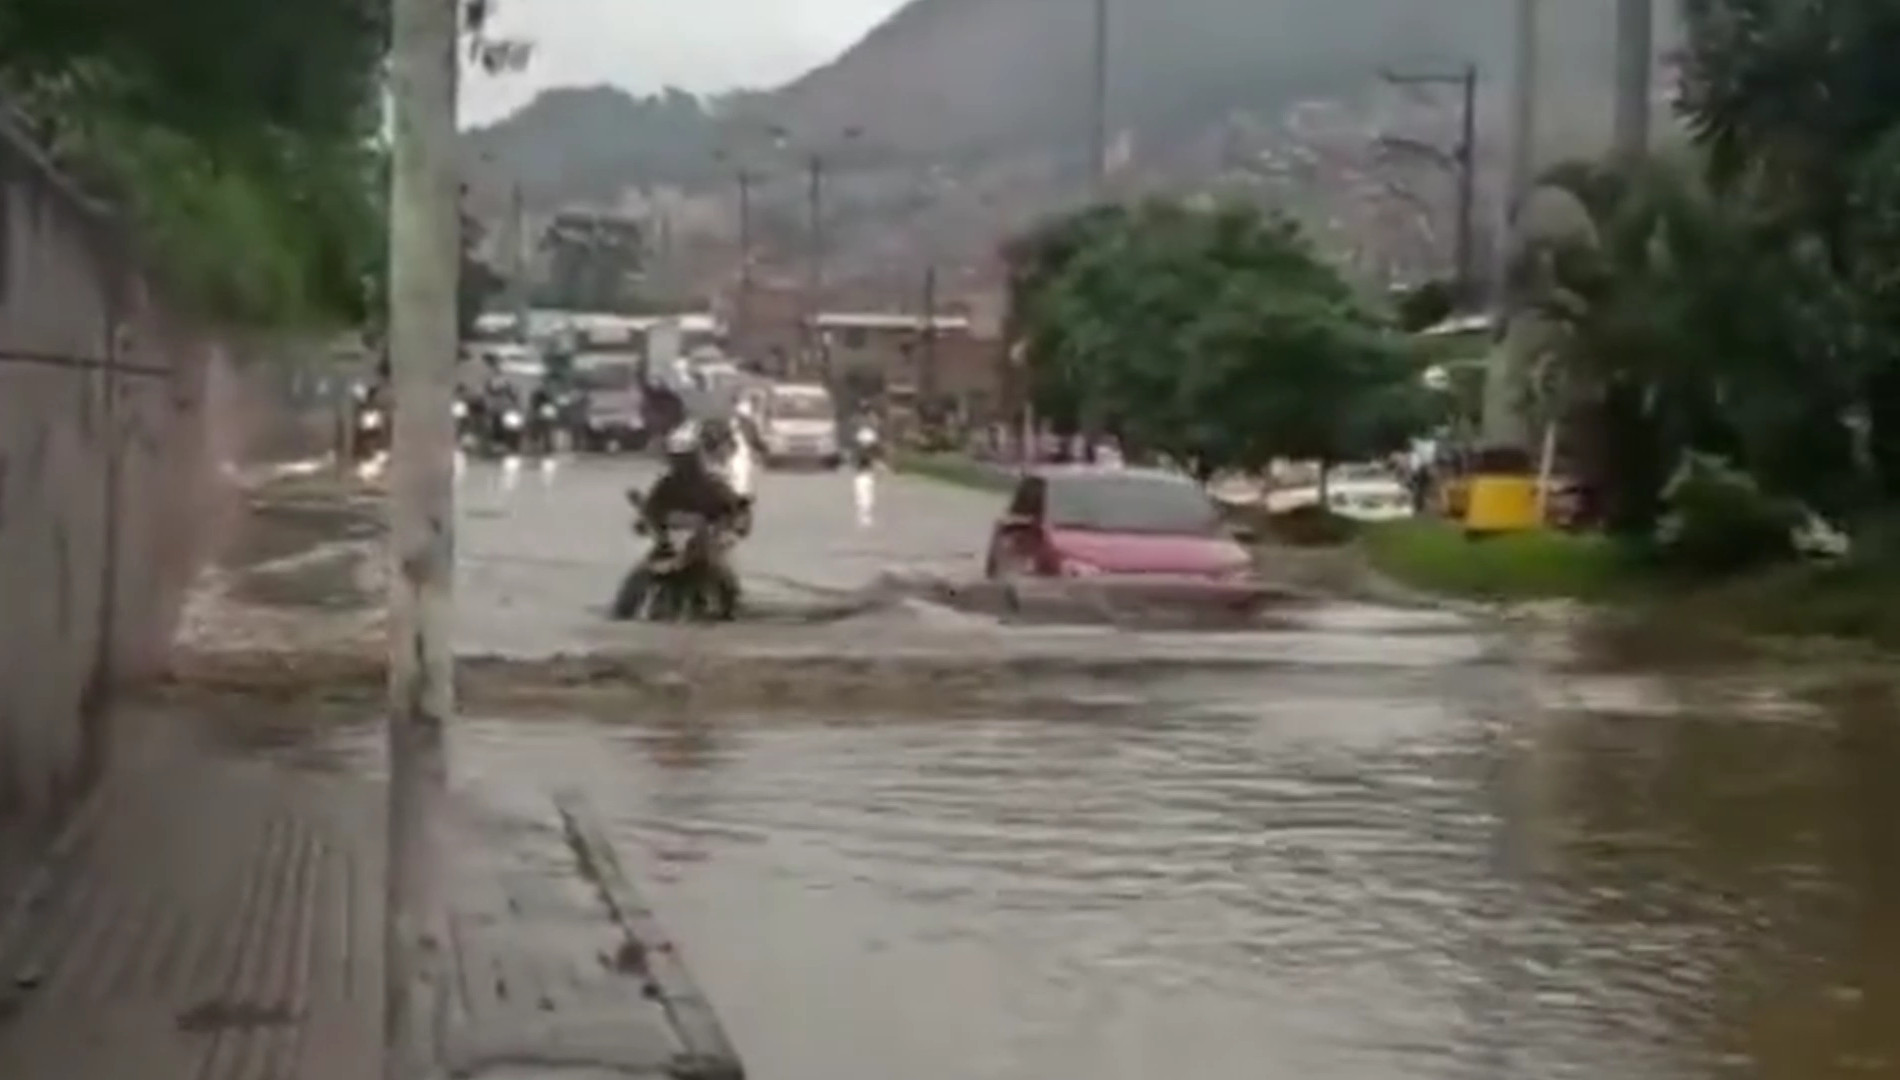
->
<box><xmin>1259</xmin><ymin>504</ymin><xmax>1360</xmax><ymax>547</ymax></box>
<box><xmin>1652</xmin><ymin>453</ymin><xmax>1803</xmax><ymax>575</ymax></box>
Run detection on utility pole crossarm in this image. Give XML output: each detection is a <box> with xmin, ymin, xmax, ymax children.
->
<box><xmin>1373</xmin><ymin>134</ymin><xmax>1459</xmax><ymax>172</ymax></box>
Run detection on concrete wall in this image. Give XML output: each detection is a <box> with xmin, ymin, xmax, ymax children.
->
<box><xmin>0</xmin><ymin>112</ymin><xmax>223</xmax><ymax>833</ymax></box>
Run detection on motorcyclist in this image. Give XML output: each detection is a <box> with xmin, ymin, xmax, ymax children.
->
<box><xmin>482</xmin><ymin>377</ymin><xmax>523</xmax><ymax>445</ymax></box>
<box><xmin>639</xmin><ymin>422</ymin><xmax>748</xmax><ymax>535</ymax></box>
<box><xmin>643</xmin><ymin>378</ymin><xmax>686</xmax><ymax>440</ymax></box>
<box><xmin>622</xmin><ymin>423</ymin><xmax>748</xmax><ymax>618</ymax></box>
<box><xmin>527</xmin><ymin>382</ymin><xmax>560</xmax><ymax>450</ymax></box>
<box><xmin>849</xmin><ymin>419</ymin><xmax>883</xmax><ymax>471</ymax></box>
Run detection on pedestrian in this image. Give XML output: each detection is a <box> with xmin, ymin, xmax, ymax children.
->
<box><xmin>849</xmin><ymin>422</ymin><xmax>881</xmax><ymax>528</ymax></box>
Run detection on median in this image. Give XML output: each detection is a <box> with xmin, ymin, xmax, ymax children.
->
<box><xmin>1359</xmin><ymin>518</ymin><xmax>1636</xmax><ymax>603</ymax></box>
<box><xmin>892</xmin><ymin>451</ymin><xmax>1019</xmax><ymax>492</ymax></box>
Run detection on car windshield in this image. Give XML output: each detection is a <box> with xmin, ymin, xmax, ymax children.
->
<box><xmin>771</xmin><ymin>392</ymin><xmax>832</xmax><ymax>421</ymax></box>
<box><xmin>575</xmin><ymin>362</ymin><xmax>638</xmax><ymax>391</ymax></box>
<box><xmin>1046</xmin><ymin>473</ymin><xmax>1222</xmax><ymax>535</ymax></box>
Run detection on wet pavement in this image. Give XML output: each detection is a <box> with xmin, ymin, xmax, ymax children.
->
<box><xmin>155</xmin><ymin>457</ymin><xmax>1900</xmax><ymax>1079</ymax></box>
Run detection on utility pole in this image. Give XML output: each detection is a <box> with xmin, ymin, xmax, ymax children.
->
<box><xmin>1613</xmin><ymin>0</ymin><xmax>1654</xmax><ymax>165</ymax></box>
<box><xmin>384</xmin><ymin>0</ymin><xmax>457</xmax><ymax>1076</ymax></box>
<box><xmin>1088</xmin><ymin>0</ymin><xmax>1109</xmax><ymax>196</ymax></box>
<box><xmin>1455</xmin><ymin>63</ymin><xmax>1477</xmax><ymax>303</ymax></box>
<box><xmin>805</xmin><ymin>152</ymin><xmax>823</xmax><ymax>378</ymax></box>
<box><xmin>735</xmin><ymin>168</ymin><xmax>753</xmax><ymax>359</ymax></box>
<box><xmin>508</xmin><ymin>182</ymin><xmax>530</xmax><ymax>339</ymax></box>
<box><xmin>1378</xmin><ymin>63</ymin><xmax>1479</xmax><ymax>305</ymax></box>
<box><xmin>1482</xmin><ymin>0</ymin><xmax>1540</xmax><ymax>449</ymax></box>
<box><xmin>920</xmin><ymin>263</ymin><xmax>938</xmax><ymax>406</ymax></box>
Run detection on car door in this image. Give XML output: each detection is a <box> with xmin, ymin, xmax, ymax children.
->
<box><xmin>988</xmin><ymin>476</ymin><xmax>1046</xmax><ymax>577</ymax></box>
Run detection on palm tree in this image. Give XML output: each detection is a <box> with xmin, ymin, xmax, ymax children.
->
<box><xmin>1513</xmin><ymin>154</ymin><xmax>1863</xmax><ymax>532</ymax></box>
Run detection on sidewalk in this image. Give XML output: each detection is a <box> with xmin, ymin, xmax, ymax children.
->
<box><xmin>0</xmin><ymin>708</ymin><xmax>739</xmax><ymax>1079</ymax></box>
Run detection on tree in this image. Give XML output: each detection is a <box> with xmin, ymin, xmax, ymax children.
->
<box><xmin>538</xmin><ymin>210</ymin><xmax>645</xmax><ymax>312</ymax></box>
<box><xmin>0</xmin><ymin>0</ymin><xmax>391</xmax><ymax>327</ymax></box>
<box><xmin>1007</xmin><ymin>198</ymin><xmax>1417</xmax><ymax>483</ymax></box>
<box><xmin>1677</xmin><ymin>0</ymin><xmax>1900</xmax><ymax>501</ymax></box>
<box><xmin>458</xmin><ymin>210</ymin><xmax>505</xmax><ymax>340</ymax></box>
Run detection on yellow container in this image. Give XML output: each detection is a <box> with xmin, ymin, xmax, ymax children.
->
<box><xmin>1464</xmin><ymin>473</ymin><xmax>1541</xmax><ymax>534</ymax></box>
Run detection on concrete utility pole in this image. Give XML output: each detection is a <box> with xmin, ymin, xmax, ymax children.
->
<box><xmin>805</xmin><ymin>152</ymin><xmax>823</xmax><ymax>375</ymax></box>
<box><xmin>1379</xmin><ymin>63</ymin><xmax>1480</xmax><ymax>305</ymax></box>
<box><xmin>1455</xmin><ymin>63</ymin><xmax>1477</xmax><ymax>303</ymax></box>
<box><xmin>1088</xmin><ymin>0</ymin><xmax>1109</xmax><ymax>195</ymax></box>
<box><xmin>736</xmin><ymin>168</ymin><xmax>753</xmax><ymax>357</ymax></box>
<box><xmin>383</xmin><ymin>0</ymin><xmax>458</xmax><ymax>1073</ymax></box>
<box><xmin>507</xmin><ymin>182</ymin><xmax>530</xmax><ymax>339</ymax></box>
<box><xmin>783</xmin><ymin>125</ymin><xmax>862</xmax><ymax>380</ymax></box>
<box><xmin>1482</xmin><ymin>0</ymin><xmax>1540</xmax><ymax>449</ymax></box>
<box><xmin>920</xmin><ymin>263</ymin><xmax>939</xmax><ymax>406</ymax></box>
<box><xmin>1614</xmin><ymin>0</ymin><xmax>1654</xmax><ymax>165</ymax></box>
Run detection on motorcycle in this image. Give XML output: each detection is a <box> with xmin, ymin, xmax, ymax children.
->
<box><xmin>348</xmin><ymin>382</ymin><xmax>389</xmax><ymax>461</ymax></box>
<box><xmin>350</xmin><ymin>400</ymin><xmax>388</xmax><ymax>461</ymax></box>
<box><xmin>482</xmin><ymin>397</ymin><xmax>528</xmax><ymax>457</ymax></box>
<box><xmin>610</xmin><ymin>490</ymin><xmax>752</xmax><ymax>622</ymax></box>
<box><xmin>453</xmin><ymin>393</ymin><xmax>484</xmax><ymax>451</ymax></box>
<box><xmin>525</xmin><ymin>396</ymin><xmax>563</xmax><ymax>455</ymax></box>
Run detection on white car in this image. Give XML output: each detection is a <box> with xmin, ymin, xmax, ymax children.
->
<box><xmin>1267</xmin><ymin>474</ymin><xmax>1414</xmax><ymax>522</ymax></box>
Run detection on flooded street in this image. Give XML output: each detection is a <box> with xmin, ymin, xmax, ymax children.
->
<box><xmin>175</xmin><ymin>461</ymin><xmax>1900</xmax><ymax>1079</ymax></box>
<box><xmin>213</xmin><ymin>654</ymin><xmax>1899</xmax><ymax>1080</ymax></box>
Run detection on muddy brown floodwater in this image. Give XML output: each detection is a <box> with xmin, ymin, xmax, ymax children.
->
<box><xmin>192</xmin><ymin>607</ymin><xmax>1900</xmax><ymax>1080</ymax></box>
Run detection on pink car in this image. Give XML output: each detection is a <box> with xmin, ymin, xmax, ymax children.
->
<box><xmin>984</xmin><ymin>467</ymin><xmax>1266</xmax><ymax>612</ymax></box>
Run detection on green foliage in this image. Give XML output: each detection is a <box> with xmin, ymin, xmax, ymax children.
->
<box><xmin>458</xmin><ymin>210</ymin><xmax>505</xmax><ymax>339</ymax></box>
<box><xmin>1363</xmin><ymin>519</ymin><xmax>1637</xmax><ymax>603</ymax></box>
<box><xmin>1394</xmin><ymin>279</ymin><xmax>1456</xmax><ymax>332</ymax></box>
<box><xmin>1006</xmin><ymin>199</ymin><xmax>1418</xmax><ymax>480</ymax></box>
<box><xmin>892</xmin><ymin>452</ymin><xmax>1017</xmax><ymax>492</ymax></box>
<box><xmin>0</xmin><ymin>0</ymin><xmax>391</xmax><ymax>328</ymax></box>
<box><xmin>1258</xmin><ymin>504</ymin><xmax>1359</xmax><ymax>548</ymax></box>
<box><xmin>1653</xmin><ymin>452</ymin><xmax>1803</xmax><ymax>575</ymax></box>
<box><xmin>536</xmin><ymin>211</ymin><xmax>645</xmax><ymax>312</ymax></box>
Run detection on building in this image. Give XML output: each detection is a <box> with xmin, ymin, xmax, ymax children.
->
<box><xmin>812</xmin><ymin>311</ymin><xmax>1002</xmax><ymax>422</ymax></box>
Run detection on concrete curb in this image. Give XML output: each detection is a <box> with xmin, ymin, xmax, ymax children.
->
<box><xmin>557</xmin><ymin>792</ymin><xmax>744</xmax><ymax>1080</ymax></box>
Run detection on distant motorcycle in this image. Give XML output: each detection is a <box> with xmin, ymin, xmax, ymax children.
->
<box><xmin>348</xmin><ymin>382</ymin><xmax>388</xmax><ymax>461</ymax></box>
<box><xmin>453</xmin><ymin>392</ymin><xmax>484</xmax><ymax>451</ymax></box>
<box><xmin>610</xmin><ymin>490</ymin><xmax>751</xmax><ymax>622</ymax></box>
<box><xmin>525</xmin><ymin>396</ymin><xmax>563</xmax><ymax>455</ymax></box>
<box><xmin>480</xmin><ymin>398</ymin><xmax>527</xmax><ymax>457</ymax></box>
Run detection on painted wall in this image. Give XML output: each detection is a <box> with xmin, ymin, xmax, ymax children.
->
<box><xmin>0</xmin><ymin>115</ymin><xmax>222</xmax><ymax>835</ymax></box>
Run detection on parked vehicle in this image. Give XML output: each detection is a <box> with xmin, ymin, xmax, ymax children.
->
<box><xmin>984</xmin><ymin>466</ymin><xmax>1266</xmax><ymax>613</ymax></box>
<box><xmin>1265</xmin><ymin>465</ymin><xmax>1415</xmax><ymax>522</ymax></box>
<box><xmin>758</xmin><ymin>382</ymin><xmax>841</xmax><ymax>468</ymax></box>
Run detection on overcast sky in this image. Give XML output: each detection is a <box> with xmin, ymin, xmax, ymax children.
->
<box><xmin>461</xmin><ymin>0</ymin><xmax>908</xmax><ymax>123</ymax></box>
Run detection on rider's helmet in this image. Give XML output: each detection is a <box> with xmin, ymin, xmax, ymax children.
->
<box><xmin>664</xmin><ymin>422</ymin><xmax>701</xmax><ymax>460</ymax></box>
